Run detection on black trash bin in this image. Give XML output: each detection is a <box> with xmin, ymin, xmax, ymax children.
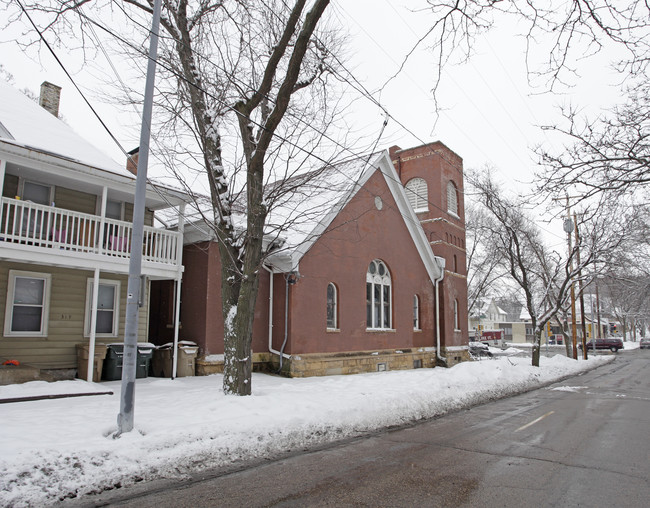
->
<box><xmin>103</xmin><ymin>343</ymin><xmax>124</xmax><ymax>381</ymax></box>
<box><xmin>102</xmin><ymin>343</ymin><xmax>155</xmax><ymax>380</ymax></box>
<box><xmin>137</xmin><ymin>344</ymin><xmax>154</xmax><ymax>378</ymax></box>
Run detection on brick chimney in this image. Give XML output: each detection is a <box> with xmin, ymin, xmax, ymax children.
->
<box><xmin>39</xmin><ymin>81</ymin><xmax>62</xmax><ymax>117</ymax></box>
<box><xmin>126</xmin><ymin>147</ymin><xmax>139</xmax><ymax>175</ymax></box>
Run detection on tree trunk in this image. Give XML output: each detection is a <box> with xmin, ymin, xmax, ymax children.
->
<box><xmin>532</xmin><ymin>329</ymin><xmax>542</xmax><ymax>367</ymax></box>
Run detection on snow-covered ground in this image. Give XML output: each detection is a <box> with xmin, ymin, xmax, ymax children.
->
<box><xmin>0</xmin><ymin>351</ymin><xmax>628</xmax><ymax>507</ymax></box>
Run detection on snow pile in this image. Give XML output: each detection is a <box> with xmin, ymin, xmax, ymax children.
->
<box><xmin>0</xmin><ymin>355</ymin><xmax>612</xmax><ymax>506</ymax></box>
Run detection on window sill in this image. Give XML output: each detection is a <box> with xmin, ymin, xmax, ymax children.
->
<box><xmin>413</xmin><ymin>328</ymin><xmax>422</xmax><ymax>332</ymax></box>
<box><xmin>326</xmin><ymin>328</ymin><xmax>340</xmax><ymax>333</ymax></box>
<box><xmin>4</xmin><ymin>332</ymin><xmax>48</xmax><ymax>338</ymax></box>
<box><xmin>366</xmin><ymin>328</ymin><xmax>396</xmax><ymax>333</ymax></box>
<box><xmin>413</xmin><ymin>208</ymin><xmax>429</xmax><ymax>214</ymax></box>
<box><xmin>448</xmin><ymin>211</ymin><xmax>460</xmax><ymax>220</ymax></box>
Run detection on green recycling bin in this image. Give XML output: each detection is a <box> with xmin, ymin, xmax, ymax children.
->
<box><xmin>102</xmin><ymin>343</ymin><xmax>155</xmax><ymax>380</ymax></box>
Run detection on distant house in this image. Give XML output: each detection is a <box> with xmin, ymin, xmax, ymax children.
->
<box><xmin>0</xmin><ymin>81</ymin><xmax>190</xmax><ymax>383</ymax></box>
<box><xmin>180</xmin><ymin>142</ymin><xmax>470</xmax><ymax>377</ymax></box>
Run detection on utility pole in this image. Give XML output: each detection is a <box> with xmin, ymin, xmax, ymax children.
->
<box><xmin>117</xmin><ymin>0</ymin><xmax>162</xmax><ymax>436</ymax></box>
<box><xmin>573</xmin><ymin>212</ymin><xmax>588</xmax><ymax>360</ymax></box>
<box><xmin>596</xmin><ymin>282</ymin><xmax>602</xmax><ymax>339</ymax></box>
<box><xmin>562</xmin><ymin>197</ymin><xmax>578</xmax><ymax>360</ymax></box>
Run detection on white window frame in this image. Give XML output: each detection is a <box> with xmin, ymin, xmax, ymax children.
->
<box><xmin>413</xmin><ymin>294</ymin><xmax>420</xmax><ymax>331</ymax></box>
<box><xmin>4</xmin><ymin>270</ymin><xmax>51</xmax><ymax>337</ymax></box>
<box><xmin>405</xmin><ymin>178</ymin><xmax>429</xmax><ymax>213</ymax></box>
<box><xmin>366</xmin><ymin>260</ymin><xmax>392</xmax><ymax>330</ymax></box>
<box><xmin>454</xmin><ymin>299</ymin><xmax>460</xmax><ymax>331</ymax></box>
<box><xmin>326</xmin><ymin>282</ymin><xmax>338</xmax><ymax>330</ymax></box>
<box><xmin>447</xmin><ymin>181</ymin><xmax>459</xmax><ymax>217</ymax></box>
<box><xmin>84</xmin><ymin>279</ymin><xmax>121</xmax><ymax>337</ymax></box>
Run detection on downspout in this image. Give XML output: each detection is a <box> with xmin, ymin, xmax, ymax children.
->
<box><xmin>262</xmin><ymin>265</ymin><xmax>290</xmax><ymax>362</ymax></box>
<box><xmin>434</xmin><ymin>275</ymin><xmax>447</xmax><ymax>366</ymax></box>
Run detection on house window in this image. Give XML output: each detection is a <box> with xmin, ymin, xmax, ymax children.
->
<box><xmin>4</xmin><ymin>271</ymin><xmax>51</xmax><ymax>336</ymax></box>
<box><xmin>84</xmin><ymin>279</ymin><xmax>120</xmax><ymax>336</ymax></box>
<box><xmin>447</xmin><ymin>181</ymin><xmax>459</xmax><ymax>217</ymax></box>
<box><xmin>326</xmin><ymin>282</ymin><xmax>338</xmax><ymax>330</ymax></box>
<box><xmin>454</xmin><ymin>299</ymin><xmax>460</xmax><ymax>331</ymax></box>
<box><xmin>366</xmin><ymin>260</ymin><xmax>392</xmax><ymax>329</ymax></box>
<box><xmin>105</xmin><ymin>200</ymin><xmax>123</xmax><ymax>220</ymax></box>
<box><xmin>413</xmin><ymin>295</ymin><xmax>420</xmax><ymax>330</ymax></box>
<box><xmin>22</xmin><ymin>181</ymin><xmax>53</xmax><ymax>205</ymax></box>
<box><xmin>405</xmin><ymin>178</ymin><xmax>428</xmax><ymax>212</ymax></box>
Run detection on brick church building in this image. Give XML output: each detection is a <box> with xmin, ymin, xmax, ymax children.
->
<box><xmin>170</xmin><ymin>141</ymin><xmax>468</xmax><ymax>377</ymax></box>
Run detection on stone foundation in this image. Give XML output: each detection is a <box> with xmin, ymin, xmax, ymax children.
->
<box><xmin>195</xmin><ymin>347</ymin><xmax>470</xmax><ymax>378</ymax></box>
<box><xmin>196</xmin><ymin>353</ymin><xmax>272</xmax><ymax>376</ymax></box>
<box><xmin>268</xmin><ymin>348</ymin><xmax>439</xmax><ymax>378</ymax></box>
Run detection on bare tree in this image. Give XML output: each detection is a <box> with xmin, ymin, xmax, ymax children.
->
<box><xmin>6</xmin><ymin>0</ymin><xmax>340</xmax><ymax>395</ymax></box>
<box><xmin>536</xmin><ymin>81</ymin><xmax>650</xmax><ymax>203</ymax></box>
<box><xmin>409</xmin><ymin>1</ymin><xmax>650</xmax><ymax>96</ymax></box>
<box><xmin>465</xmin><ymin>185</ymin><xmax>507</xmax><ymax>314</ymax></box>
<box><xmin>469</xmin><ymin>169</ymin><xmax>627</xmax><ymax>365</ymax></box>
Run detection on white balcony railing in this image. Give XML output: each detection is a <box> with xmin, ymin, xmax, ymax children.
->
<box><xmin>0</xmin><ymin>197</ymin><xmax>181</xmax><ymax>267</ymax></box>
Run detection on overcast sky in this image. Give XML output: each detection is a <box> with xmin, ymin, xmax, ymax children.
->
<box><xmin>1</xmin><ymin>0</ymin><xmax>630</xmax><ymax>248</ymax></box>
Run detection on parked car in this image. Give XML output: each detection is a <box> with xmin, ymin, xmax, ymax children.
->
<box><xmin>639</xmin><ymin>338</ymin><xmax>650</xmax><ymax>349</ymax></box>
<box><xmin>580</xmin><ymin>338</ymin><xmax>624</xmax><ymax>352</ymax></box>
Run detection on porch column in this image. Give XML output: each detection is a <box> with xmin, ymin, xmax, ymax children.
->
<box><xmin>87</xmin><ymin>267</ymin><xmax>101</xmax><ymax>382</ymax></box>
<box><xmin>97</xmin><ymin>187</ymin><xmax>107</xmax><ymax>254</ymax></box>
<box><xmin>172</xmin><ymin>203</ymin><xmax>185</xmax><ymax>378</ymax></box>
<box><xmin>0</xmin><ymin>159</ymin><xmax>6</xmax><ymax>197</ymax></box>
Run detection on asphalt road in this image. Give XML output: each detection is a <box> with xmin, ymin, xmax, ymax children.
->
<box><xmin>76</xmin><ymin>350</ymin><xmax>650</xmax><ymax>508</ymax></box>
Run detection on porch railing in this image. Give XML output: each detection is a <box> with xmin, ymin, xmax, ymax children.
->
<box><xmin>0</xmin><ymin>197</ymin><xmax>181</xmax><ymax>266</ymax></box>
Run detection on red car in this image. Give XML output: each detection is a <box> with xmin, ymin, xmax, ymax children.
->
<box><xmin>580</xmin><ymin>338</ymin><xmax>624</xmax><ymax>352</ymax></box>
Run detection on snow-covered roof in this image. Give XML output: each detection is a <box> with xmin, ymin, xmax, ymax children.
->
<box><xmin>0</xmin><ymin>80</ymin><xmax>130</xmax><ymax>177</ymax></box>
<box><xmin>264</xmin><ymin>150</ymin><xmax>444</xmax><ymax>281</ymax></box>
<box><xmin>265</xmin><ymin>152</ymin><xmax>381</xmax><ymax>255</ymax></box>
<box><xmin>181</xmin><ymin>149</ymin><xmax>444</xmax><ymax>281</ymax></box>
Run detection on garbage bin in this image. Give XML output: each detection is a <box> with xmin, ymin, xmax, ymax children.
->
<box><xmin>176</xmin><ymin>341</ymin><xmax>199</xmax><ymax>377</ymax></box>
<box><xmin>137</xmin><ymin>344</ymin><xmax>154</xmax><ymax>378</ymax></box>
<box><xmin>102</xmin><ymin>343</ymin><xmax>155</xmax><ymax>380</ymax></box>
<box><xmin>151</xmin><ymin>344</ymin><xmax>173</xmax><ymax>377</ymax></box>
<box><xmin>76</xmin><ymin>343</ymin><xmax>107</xmax><ymax>382</ymax></box>
<box><xmin>103</xmin><ymin>343</ymin><xmax>124</xmax><ymax>381</ymax></box>
<box><xmin>151</xmin><ymin>341</ymin><xmax>198</xmax><ymax>377</ymax></box>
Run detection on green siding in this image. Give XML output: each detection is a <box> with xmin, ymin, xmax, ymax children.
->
<box><xmin>0</xmin><ymin>262</ymin><xmax>151</xmax><ymax>369</ymax></box>
<box><xmin>54</xmin><ymin>186</ymin><xmax>97</xmax><ymax>215</ymax></box>
<box><xmin>123</xmin><ymin>203</ymin><xmax>154</xmax><ymax>226</ymax></box>
<box><xmin>2</xmin><ymin>174</ymin><xmax>19</xmax><ymax>198</ymax></box>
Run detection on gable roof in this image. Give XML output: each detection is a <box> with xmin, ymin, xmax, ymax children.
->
<box><xmin>0</xmin><ymin>80</ymin><xmax>130</xmax><ymax>177</ymax></box>
<box><xmin>265</xmin><ymin>150</ymin><xmax>444</xmax><ymax>282</ymax></box>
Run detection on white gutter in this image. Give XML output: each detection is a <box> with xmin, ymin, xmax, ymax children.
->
<box><xmin>262</xmin><ymin>264</ymin><xmax>290</xmax><ymax>360</ymax></box>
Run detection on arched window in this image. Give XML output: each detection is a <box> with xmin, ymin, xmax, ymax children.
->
<box><xmin>326</xmin><ymin>282</ymin><xmax>338</xmax><ymax>329</ymax></box>
<box><xmin>405</xmin><ymin>178</ymin><xmax>428</xmax><ymax>213</ymax></box>
<box><xmin>447</xmin><ymin>181</ymin><xmax>459</xmax><ymax>216</ymax></box>
<box><xmin>366</xmin><ymin>260</ymin><xmax>392</xmax><ymax>329</ymax></box>
<box><xmin>453</xmin><ymin>254</ymin><xmax>458</xmax><ymax>272</ymax></box>
<box><xmin>413</xmin><ymin>295</ymin><xmax>420</xmax><ymax>330</ymax></box>
<box><xmin>454</xmin><ymin>299</ymin><xmax>460</xmax><ymax>331</ymax></box>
